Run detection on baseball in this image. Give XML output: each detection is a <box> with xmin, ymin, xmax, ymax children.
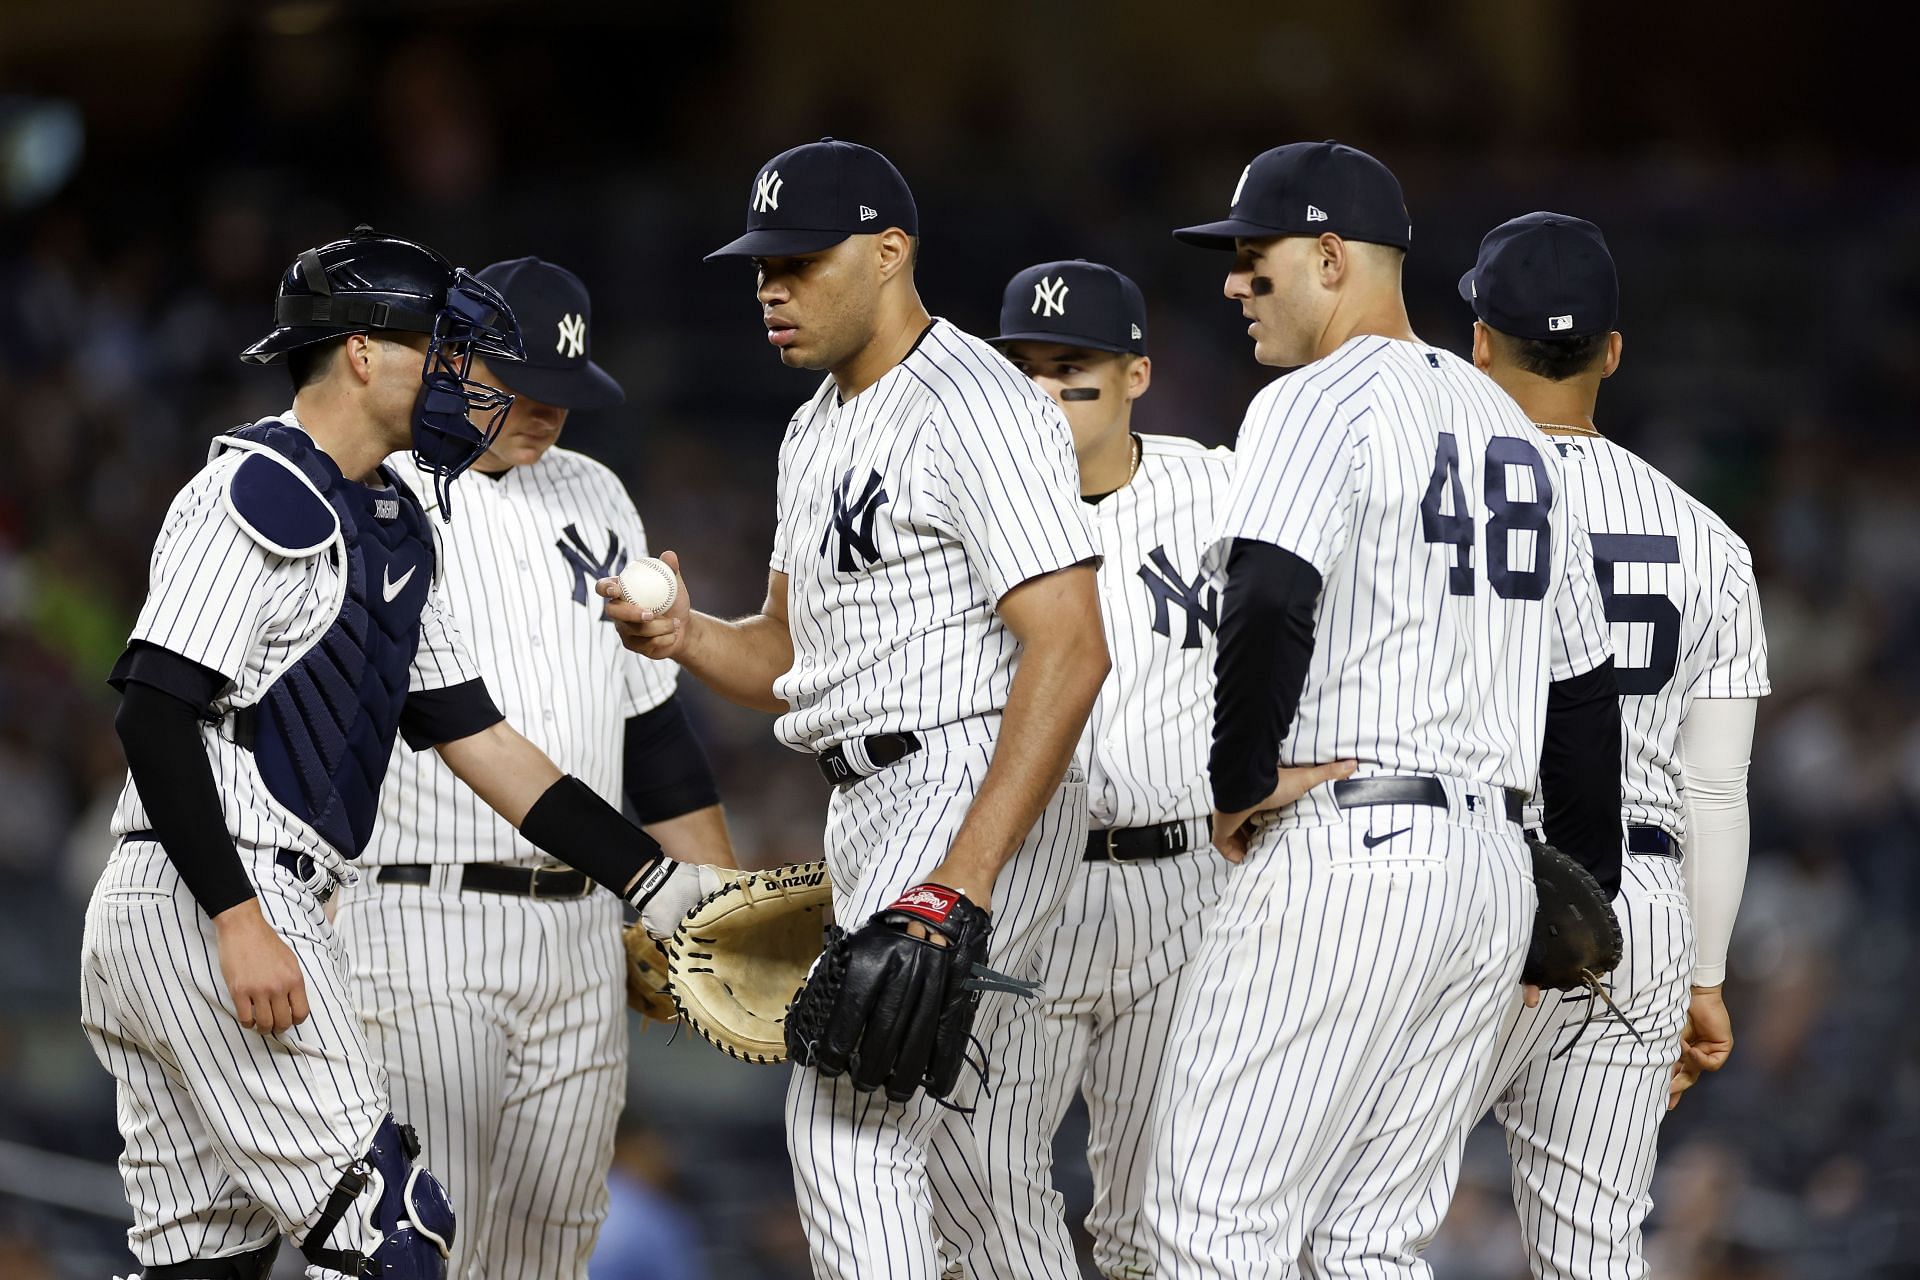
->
<box><xmin>618</xmin><ymin>556</ymin><xmax>679</xmax><ymax>612</ymax></box>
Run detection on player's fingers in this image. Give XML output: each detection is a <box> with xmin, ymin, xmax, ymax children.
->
<box><xmin>1522</xmin><ymin>982</ymin><xmax>1543</xmax><ymax>1008</ymax></box>
<box><xmin>595</xmin><ymin>577</ymin><xmax>621</xmax><ymax>599</ymax></box>
<box><xmin>290</xmin><ymin>979</ymin><xmax>311</xmax><ymax>1027</ymax></box>
<box><xmin>266</xmin><ymin>989</ymin><xmax>295</xmax><ymax>1036</ymax></box>
<box><xmin>231</xmin><ymin>989</ymin><xmax>255</xmax><ymax>1030</ymax></box>
<box><xmin>1311</xmin><ymin>759</ymin><xmax>1359</xmax><ymax>785</ymax></box>
<box><xmin>660</xmin><ymin>549</ymin><xmax>681</xmax><ymax>574</ymax></box>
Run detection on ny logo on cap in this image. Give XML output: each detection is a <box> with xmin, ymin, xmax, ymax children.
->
<box><xmin>1306</xmin><ymin>205</ymin><xmax>1328</xmax><ymax>223</ymax></box>
<box><xmin>1548</xmin><ymin>314</ymin><xmax>1574</xmax><ymax>331</ymax></box>
<box><xmin>1032</xmin><ymin>276</ymin><xmax>1070</xmax><ymax>318</ymax></box>
<box><xmin>556</xmin><ymin>313</ymin><xmax>587</xmax><ymax>359</ymax></box>
<box><xmin>753</xmin><ymin>169</ymin><xmax>784</xmax><ymax>213</ymax></box>
<box><xmin>1231</xmin><ymin>164</ymin><xmax>1251</xmax><ymax>208</ymax></box>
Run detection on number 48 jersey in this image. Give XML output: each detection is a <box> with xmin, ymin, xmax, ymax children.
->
<box><xmin>1540</xmin><ymin>435</ymin><xmax>1769</xmax><ymax>839</ymax></box>
<box><xmin>1207</xmin><ymin>336</ymin><xmax>1612</xmax><ymax>793</ymax></box>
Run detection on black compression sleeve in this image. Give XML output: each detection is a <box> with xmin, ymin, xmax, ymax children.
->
<box><xmin>1209</xmin><ymin>539</ymin><xmax>1323</xmax><ymax>815</ymax></box>
<box><xmin>400</xmin><ymin>678</ymin><xmax>505</xmax><ymax>750</ymax></box>
<box><xmin>114</xmin><ymin>681</ymin><xmax>255</xmax><ymax>916</ymax></box>
<box><xmin>624</xmin><ymin>697</ymin><xmax>722</xmax><ymax>823</ymax></box>
<box><xmin>108</xmin><ymin>641</ymin><xmax>229</xmax><ymax>710</ymax></box>
<box><xmin>519</xmin><ymin>774</ymin><xmax>667</xmax><ymax>896</ymax></box>
<box><xmin>1540</xmin><ymin>659</ymin><xmax>1624</xmax><ymax>899</ymax></box>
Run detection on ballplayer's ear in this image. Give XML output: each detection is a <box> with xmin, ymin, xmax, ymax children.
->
<box><xmin>1601</xmin><ymin>330</ymin><xmax>1624</xmax><ymax>379</ymax></box>
<box><xmin>875</xmin><ymin>228</ymin><xmax>914</xmax><ymax>283</ymax></box>
<box><xmin>1470</xmin><ymin>321</ymin><xmax>1494</xmax><ymax>372</ymax></box>
<box><xmin>1317</xmin><ymin>232</ymin><xmax>1348</xmax><ymax>286</ymax></box>
<box><xmin>345</xmin><ymin>333</ymin><xmax>377</xmax><ymax>385</ymax></box>
<box><xmin>1125</xmin><ymin>355</ymin><xmax>1152</xmax><ymax>402</ymax></box>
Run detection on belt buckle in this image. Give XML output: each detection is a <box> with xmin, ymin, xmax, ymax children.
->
<box><xmin>1103</xmin><ymin>829</ymin><xmax>1139</xmax><ymax>863</ymax></box>
<box><xmin>528</xmin><ymin>866</ymin><xmax>566</xmax><ymax>899</ymax></box>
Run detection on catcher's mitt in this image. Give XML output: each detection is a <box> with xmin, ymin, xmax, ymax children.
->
<box><xmin>622</xmin><ymin>925</ymin><xmax>679</xmax><ymax>1023</ymax></box>
<box><xmin>665</xmin><ymin>861</ymin><xmax>834</xmax><ymax>1064</ymax></box>
<box><xmin>1522</xmin><ymin>837</ymin><xmax>1624</xmax><ymax>990</ymax></box>
<box><xmin>784</xmin><ymin>883</ymin><xmax>1038</xmax><ymax>1105</ymax></box>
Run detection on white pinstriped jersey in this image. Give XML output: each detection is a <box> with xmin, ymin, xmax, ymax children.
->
<box><xmin>1534</xmin><ymin>434</ymin><xmax>1770</xmax><ymax>839</ymax></box>
<box><xmin>770</xmin><ymin>319</ymin><xmax>1099</xmax><ymax>752</ymax></box>
<box><xmin>1208</xmin><ymin>337</ymin><xmax>1613</xmax><ymax>791</ymax></box>
<box><xmin>1083</xmin><ymin>434</ymin><xmax>1234</xmax><ymax>828</ymax></box>
<box><xmin>108</xmin><ymin>411</ymin><xmax>478</xmax><ymax>874</ymax></box>
<box><xmin>363</xmin><ymin>447</ymin><xmax>676</xmax><ymax>867</ymax></box>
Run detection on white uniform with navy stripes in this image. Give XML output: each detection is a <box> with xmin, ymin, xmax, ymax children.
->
<box><xmin>336</xmin><ymin>447</ymin><xmax>676</xmax><ymax>1279</ymax></box>
<box><xmin>964</xmin><ymin>434</ymin><xmax>1235</xmax><ymax>1280</ymax></box>
<box><xmin>79</xmin><ymin>412</ymin><xmax>478</xmax><ymax>1270</ymax></box>
<box><xmin>1144</xmin><ymin>337</ymin><xmax>1614</xmax><ymax>1279</ymax></box>
<box><xmin>770</xmin><ymin>320</ymin><xmax>1099</xmax><ymax>1280</ymax></box>
<box><xmin>1465</xmin><ymin>433</ymin><xmax>1770</xmax><ymax>1280</ymax></box>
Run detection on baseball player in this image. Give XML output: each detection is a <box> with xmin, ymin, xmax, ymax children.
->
<box><xmin>1455</xmin><ymin>212</ymin><xmax>1769</xmax><ymax>1279</ymax></box>
<box><xmin>1144</xmin><ymin>142</ymin><xmax>1627</xmax><ymax>1279</ymax></box>
<box><xmin>338</xmin><ymin>256</ymin><xmax>735</xmax><ymax>1280</ymax></box>
<box><xmin>971</xmin><ymin>259</ymin><xmax>1346</xmax><ymax>1280</ymax></box>
<box><xmin>79</xmin><ymin>229</ymin><xmax>725</xmax><ymax>1280</ymax></box>
<box><xmin>597</xmin><ymin>138</ymin><xmax>1108</xmax><ymax>1280</ymax></box>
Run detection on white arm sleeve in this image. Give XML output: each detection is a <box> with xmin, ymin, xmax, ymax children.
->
<box><xmin>1679</xmin><ymin>696</ymin><xmax>1758</xmax><ymax>986</ymax></box>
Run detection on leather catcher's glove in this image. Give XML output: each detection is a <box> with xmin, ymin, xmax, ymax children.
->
<box><xmin>663</xmin><ymin>861</ymin><xmax>833</xmax><ymax>1063</ymax></box>
<box><xmin>784</xmin><ymin>883</ymin><xmax>1036</xmax><ymax>1104</ymax></box>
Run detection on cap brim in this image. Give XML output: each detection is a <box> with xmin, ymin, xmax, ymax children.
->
<box><xmin>1457</xmin><ymin>268</ymin><xmax>1480</xmax><ymax>306</ymax></box>
<box><xmin>703</xmin><ymin>228</ymin><xmax>853</xmax><ymax>262</ymax></box>
<box><xmin>988</xmin><ymin>329</ymin><xmax>1138</xmax><ymax>355</ymax></box>
<box><xmin>488</xmin><ymin>358</ymin><xmax>626</xmax><ymax>410</ymax></box>
<box><xmin>1171</xmin><ymin>217</ymin><xmax>1285</xmax><ymax>248</ymax></box>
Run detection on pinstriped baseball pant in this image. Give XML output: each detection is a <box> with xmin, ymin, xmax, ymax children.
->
<box><xmin>784</xmin><ymin>739</ymin><xmax>1087</xmax><ymax>1280</ymax></box>
<box><xmin>1461</xmin><ymin>852</ymin><xmax>1693</xmax><ymax>1280</ymax></box>
<box><xmin>1146</xmin><ymin>791</ymin><xmax>1534</xmax><ymax>1280</ymax></box>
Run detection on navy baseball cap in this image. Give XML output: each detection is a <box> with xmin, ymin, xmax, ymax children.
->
<box><xmin>1458</xmin><ymin>212</ymin><xmax>1619</xmax><ymax>340</ymax></box>
<box><xmin>705</xmin><ymin>138</ymin><xmax>918</xmax><ymax>261</ymax></box>
<box><xmin>1174</xmin><ymin>140</ymin><xmax>1411</xmax><ymax>251</ymax></box>
<box><xmin>474</xmin><ymin>258</ymin><xmax>624</xmax><ymax>409</ymax></box>
<box><xmin>990</xmin><ymin>260</ymin><xmax>1147</xmax><ymax>355</ymax></box>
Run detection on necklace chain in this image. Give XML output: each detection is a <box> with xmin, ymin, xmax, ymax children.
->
<box><xmin>1534</xmin><ymin>420</ymin><xmax>1604</xmax><ymax>438</ymax></box>
<box><xmin>1128</xmin><ymin>433</ymin><xmax>1141</xmax><ymax>481</ymax></box>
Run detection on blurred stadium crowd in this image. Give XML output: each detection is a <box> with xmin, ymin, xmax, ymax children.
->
<box><xmin>3</xmin><ymin>6</ymin><xmax>1916</xmax><ymax>1277</ymax></box>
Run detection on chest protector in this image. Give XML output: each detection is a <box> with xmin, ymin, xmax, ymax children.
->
<box><xmin>218</xmin><ymin>422</ymin><xmax>435</xmax><ymax>858</ymax></box>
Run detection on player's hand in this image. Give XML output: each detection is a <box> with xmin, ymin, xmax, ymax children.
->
<box><xmin>1211</xmin><ymin>760</ymin><xmax>1358</xmax><ymax>863</ymax></box>
<box><xmin>597</xmin><ymin>549</ymin><xmax>692</xmax><ymax>660</ymax></box>
<box><xmin>1668</xmin><ymin>984</ymin><xmax>1733</xmax><ymax>1110</ymax></box>
<box><xmin>1522</xmin><ymin>983</ymin><xmax>1543</xmax><ymax>1009</ymax></box>
<box><xmin>212</xmin><ymin>899</ymin><xmax>310</xmax><ymax>1035</ymax></box>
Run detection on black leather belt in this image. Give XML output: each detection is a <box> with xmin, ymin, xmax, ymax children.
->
<box><xmin>1330</xmin><ymin>777</ymin><xmax>1525</xmax><ymax>824</ymax></box>
<box><xmin>1085</xmin><ymin>820</ymin><xmax>1200</xmax><ymax>863</ymax></box>
<box><xmin>120</xmin><ymin>829</ymin><xmax>336</xmax><ymax>902</ymax></box>
<box><xmin>1627</xmin><ymin>826</ymin><xmax>1678</xmax><ymax>858</ymax></box>
<box><xmin>376</xmin><ymin>862</ymin><xmax>593</xmax><ymax>899</ymax></box>
<box><xmin>816</xmin><ymin>731</ymin><xmax>922</xmax><ymax>785</ymax></box>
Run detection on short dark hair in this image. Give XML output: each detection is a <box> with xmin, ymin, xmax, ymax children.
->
<box><xmin>1499</xmin><ymin>329</ymin><xmax>1608</xmax><ymax>382</ymax></box>
<box><xmin>286</xmin><ymin>335</ymin><xmax>349</xmax><ymax>392</ymax></box>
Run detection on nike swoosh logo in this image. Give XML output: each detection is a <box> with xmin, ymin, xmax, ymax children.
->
<box><xmin>1362</xmin><ymin>826</ymin><xmax>1412</xmax><ymax>849</ymax></box>
<box><xmin>382</xmin><ymin>563</ymin><xmax>417</xmax><ymax>602</ymax></box>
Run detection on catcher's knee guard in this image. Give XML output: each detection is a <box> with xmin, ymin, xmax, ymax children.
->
<box><xmin>299</xmin><ymin>1115</ymin><xmax>454</xmax><ymax>1279</ymax></box>
<box><xmin>133</xmin><ymin>1239</ymin><xmax>281</xmax><ymax>1278</ymax></box>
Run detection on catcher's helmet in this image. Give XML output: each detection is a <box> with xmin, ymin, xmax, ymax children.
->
<box><xmin>240</xmin><ymin>226</ymin><xmax>527</xmax><ymax>519</ymax></box>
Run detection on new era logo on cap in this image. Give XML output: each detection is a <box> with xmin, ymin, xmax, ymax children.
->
<box><xmin>858</xmin><ymin>205</ymin><xmax>877</xmax><ymax>221</ymax></box>
<box><xmin>1306</xmin><ymin>205</ymin><xmax>1328</xmax><ymax>222</ymax></box>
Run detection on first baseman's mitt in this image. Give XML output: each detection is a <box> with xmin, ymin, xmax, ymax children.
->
<box><xmin>1522</xmin><ymin>837</ymin><xmax>1624</xmax><ymax>989</ymax></box>
<box><xmin>665</xmin><ymin>861</ymin><xmax>834</xmax><ymax>1064</ymax></box>
<box><xmin>783</xmin><ymin>883</ymin><xmax>1038</xmax><ymax>1105</ymax></box>
<box><xmin>622</xmin><ymin>926</ymin><xmax>679</xmax><ymax>1023</ymax></box>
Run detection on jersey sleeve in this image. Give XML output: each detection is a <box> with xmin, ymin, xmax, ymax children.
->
<box><xmin>769</xmin><ymin>408</ymin><xmax>806</xmax><ymax>576</ymax></box>
<box><xmin>611</xmin><ymin>484</ymin><xmax>679</xmax><ymax>718</ymax></box>
<box><xmin>1548</xmin><ymin>510</ymin><xmax>1614</xmax><ymax>681</ymax></box>
<box><xmin>409</xmin><ymin>570</ymin><xmax>483</xmax><ymax>693</ymax></box>
<box><xmin>1694</xmin><ymin>539</ymin><xmax>1770</xmax><ymax>699</ymax></box>
<box><xmin>925</xmin><ymin>390</ymin><xmax>1099</xmax><ymax>603</ymax></box>
<box><xmin>1205</xmin><ymin>380</ymin><xmax>1357</xmax><ymax>578</ymax></box>
<box><xmin>127</xmin><ymin>464</ymin><xmax>289</xmax><ymax>687</ymax></box>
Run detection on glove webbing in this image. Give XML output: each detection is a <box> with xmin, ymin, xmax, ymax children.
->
<box><xmin>1551</xmin><ymin>970</ymin><xmax>1646</xmax><ymax>1060</ymax></box>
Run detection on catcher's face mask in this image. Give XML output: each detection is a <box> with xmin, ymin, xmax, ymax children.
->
<box><xmin>410</xmin><ymin>270</ymin><xmax>524</xmax><ymax>519</ymax></box>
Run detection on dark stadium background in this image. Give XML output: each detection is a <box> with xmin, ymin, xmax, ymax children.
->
<box><xmin>2</xmin><ymin>4</ymin><xmax>1913</xmax><ymax>1276</ymax></box>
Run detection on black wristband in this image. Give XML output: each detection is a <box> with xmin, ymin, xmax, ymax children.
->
<box><xmin>519</xmin><ymin>775</ymin><xmax>665</xmax><ymax>896</ymax></box>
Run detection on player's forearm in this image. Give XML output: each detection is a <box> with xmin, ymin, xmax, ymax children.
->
<box><xmin>939</xmin><ymin>584</ymin><xmax>1108</xmax><ymax>899</ymax></box>
<box><xmin>643</xmin><ymin>804</ymin><xmax>737</xmax><ymax>869</ymax></box>
<box><xmin>677</xmin><ymin>610</ymin><xmax>794</xmax><ymax>714</ymax></box>
<box><xmin>1209</xmin><ymin>539</ymin><xmax>1321</xmax><ymax>814</ymax></box>
<box><xmin>1679</xmin><ymin>697</ymin><xmax>1757</xmax><ymax>986</ymax></box>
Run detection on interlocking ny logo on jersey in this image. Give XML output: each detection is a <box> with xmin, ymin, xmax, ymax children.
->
<box><xmin>819</xmin><ymin>467</ymin><xmax>889</xmax><ymax>573</ymax></box>
<box><xmin>556</xmin><ymin>312</ymin><xmax>586</xmax><ymax>358</ymax></box>
<box><xmin>1032</xmin><ymin>275</ymin><xmax>1069</xmax><ymax>317</ymax></box>
<box><xmin>1137</xmin><ymin>545</ymin><xmax>1218</xmax><ymax>649</ymax></box>
<box><xmin>753</xmin><ymin>169</ymin><xmax>784</xmax><ymax>213</ymax></box>
<box><xmin>556</xmin><ymin>523</ymin><xmax>627</xmax><ymax>608</ymax></box>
